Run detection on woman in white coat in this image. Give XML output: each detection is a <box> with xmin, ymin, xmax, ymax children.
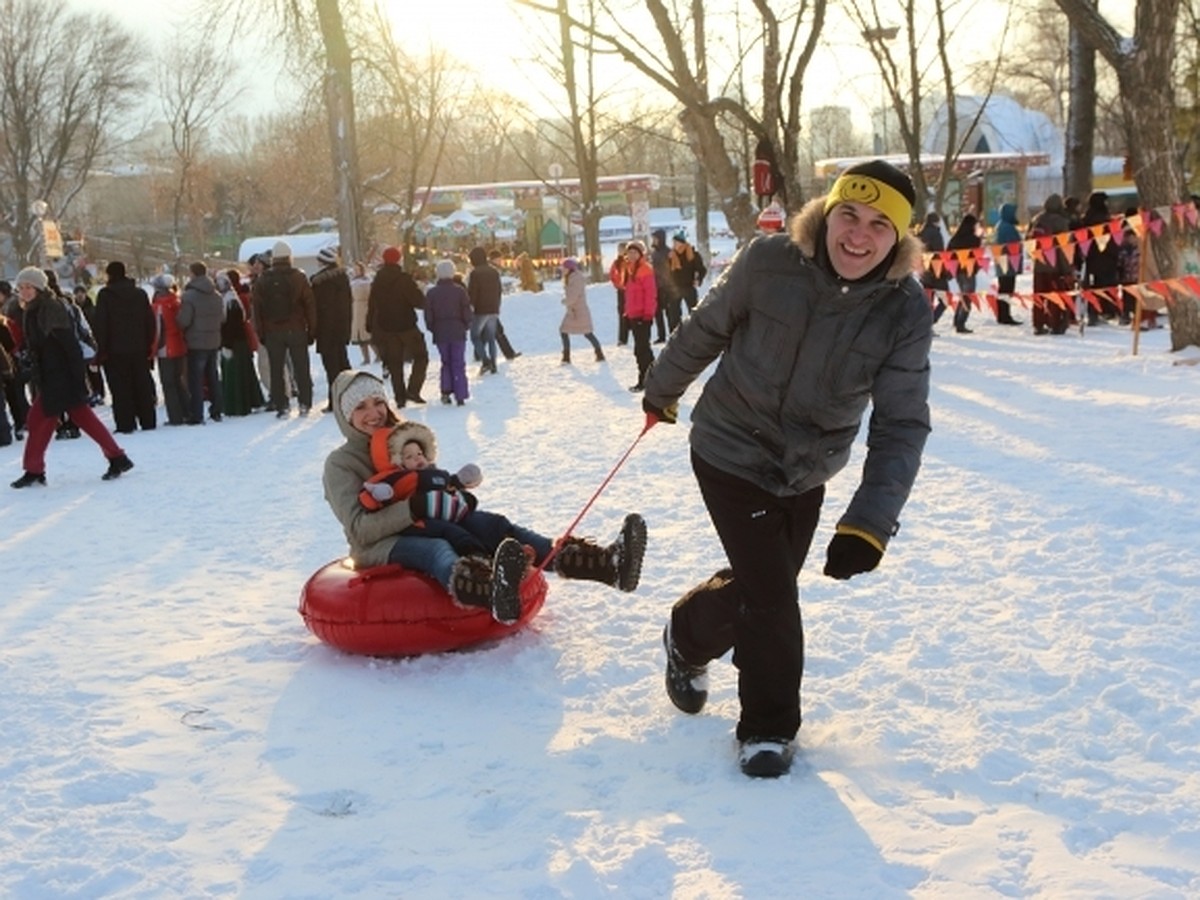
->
<box><xmin>558</xmin><ymin>258</ymin><xmax>605</xmax><ymax>365</ymax></box>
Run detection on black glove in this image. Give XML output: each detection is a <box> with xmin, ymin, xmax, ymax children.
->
<box><xmin>642</xmin><ymin>397</ymin><xmax>678</xmax><ymax>425</ymax></box>
<box><xmin>823</xmin><ymin>532</ymin><xmax>883</xmax><ymax>580</ymax></box>
<box><xmin>414</xmin><ymin>468</ymin><xmax>450</xmax><ymax>492</ymax></box>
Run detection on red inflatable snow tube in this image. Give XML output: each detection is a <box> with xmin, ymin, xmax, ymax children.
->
<box><xmin>298</xmin><ymin>559</ymin><xmax>548</xmax><ymax>656</ymax></box>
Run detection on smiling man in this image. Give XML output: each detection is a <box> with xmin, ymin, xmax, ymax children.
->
<box><xmin>641</xmin><ymin>159</ymin><xmax>932</xmax><ymax>778</ymax></box>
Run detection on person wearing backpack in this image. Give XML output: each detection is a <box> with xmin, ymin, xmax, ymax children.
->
<box><xmin>251</xmin><ymin>240</ymin><xmax>317</xmax><ymax>418</ymax></box>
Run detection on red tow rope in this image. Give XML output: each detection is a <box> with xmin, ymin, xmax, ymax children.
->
<box><xmin>536</xmin><ymin>414</ymin><xmax>657</xmax><ymax>573</ymax></box>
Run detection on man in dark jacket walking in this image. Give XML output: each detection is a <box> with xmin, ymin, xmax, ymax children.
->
<box><xmin>310</xmin><ymin>246</ymin><xmax>353</xmax><ymax>412</ymax></box>
<box><xmin>643</xmin><ymin>159</ymin><xmax>932</xmax><ymax>778</ymax></box>
<box><xmin>668</xmin><ymin>232</ymin><xmax>707</xmax><ymax>321</ymax></box>
<box><xmin>177</xmin><ymin>261</ymin><xmax>225</xmax><ymax>425</ymax></box>
<box><xmin>367</xmin><ymin>246</ymin><xmax>428</xmax><ymax>406</ymax></box>
<box><xmin>467</xmin><ymin>245</ymin><xmax>503</xmax><ymax>374</ymax></box>
<box><xmin>251</xmin><ymin>240</ymin><xmax>317</xmax><ymax>417</ymax></box>
<box><xmin>94</xmin><ymin>261</ymin><xmax>157</xmax><ymax>433</ymax></box>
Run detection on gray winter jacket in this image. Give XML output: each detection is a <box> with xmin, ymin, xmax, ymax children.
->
<box><xmin>177</xmin><ymin>276</ymin><xmax>226</xmax><ymax>351</ymax></box>
<box><xmin>644</xmin><ymin>197</ymin><xmax>932</xmax><ymax>548</ymax></box>
<box><xmin>323</xmin><ymin>370</ymin><xmax>414</xmax><ymax>568</ymax></box>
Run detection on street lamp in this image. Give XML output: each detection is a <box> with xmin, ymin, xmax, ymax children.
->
<box><xmin>862</xmin><ymin>26</ymin><xmax>899</xmax><ymax>155</ymax></box>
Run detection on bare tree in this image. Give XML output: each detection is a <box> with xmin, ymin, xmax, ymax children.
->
<box><xmin>1053</xmin><ymin>0</ymin><xmax>1197</xmax><ymax>349</ymax></box>
<box><xmin>354</xmin><ymin>6</ymin><xmax>463</xmax><ymax>256</ymax></box>
<box><xmin>845</xmin><ymin>0</ymin><xmax>1008</xmax><ymax>219</ymax></box>
<box><xmin>516</xmin><ymin>0</ymin><xmax>829</xmax><ymax>241</ymax></box>
<box><xmin>0</xmin><ymin>0</ymin><xmax>144</xmax><ymax>264</ymax></box>
<box><xmin>156</xmin><ymin>26</ymin><xmax>244</xmax><ymax>261</ymax></box>
<box><xmin>206</xmin><ymin>0</ymin><xmax>365</xmax><ymax>260</ymax></box>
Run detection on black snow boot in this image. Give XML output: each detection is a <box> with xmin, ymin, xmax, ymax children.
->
<box><xmin>11</xmin><ymin>470</ymin><xmax>47</xmax><ymax>489</ymax></box>
<box><xmin>554</xmin><ymin>514</ymin><xmax>646</xmax><ymax>593</ymax></box>
<box><xmin>102</xmin><ymin>454</ymin><xmax>135</xmax><ymax>481</ymax></box>
<box><xmin>663</xmin><ymin>620</ymin><xmax>708</xmax><ymax>714</ymax></box>
<box><xmin>489</xmin><ymin>538</ymin><xmax>527</xmax><ymax>626</ymax></box>
<box><xmin>738</xmin><ymin>738</ymin><xmax>795</xmax><ymax>779</ymax></box>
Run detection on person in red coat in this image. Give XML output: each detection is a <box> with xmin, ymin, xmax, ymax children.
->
<box><xmin>622</xmin><ymin>241</ymin><xmax>658</xmax><ymax>392</ymax></box>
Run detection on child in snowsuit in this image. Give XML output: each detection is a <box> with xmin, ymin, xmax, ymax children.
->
<box><xmin>359</xmin><ymin>421</ymin><xmax>520</xmax><ymax>558</ymax></box>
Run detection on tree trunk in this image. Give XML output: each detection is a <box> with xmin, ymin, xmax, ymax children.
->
<box><xmin>1064</xmin><ymin>18</ymin><xmax>1096</xmax><ymax>199</ymax></box>
<box><xmin>315</xmin><ymin>0</ymin><xmax>364</xmax><ymax>261</ymax></box>
<box><xmin>1054</xmin><ymin>0</ymin><xmax>1196</xmax><ymax>349</ymax></box>
<box><xmin>679</xmin><ymin>109</ymin><xmax>757</xmax><ymax>241</ymax></box>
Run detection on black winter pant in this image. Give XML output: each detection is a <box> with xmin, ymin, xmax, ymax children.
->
<box><xmin>264</xmin><ymin>329</ymin><xmax>314</xmax><ymax>410</ymax></box>
<box><xmin>629</xmin><ymin>320</ymin><xmax>654</xmax><ymax>388</ymax></box>
<box><xmin>318</xmin><ymin>344</ymin><xmax>351</xmax><ymax>409</ymax></box>
<box><xmin>670</xmin><ymin>452</ymin><xmax>824</xmax><ymax>741</ymax></box>
<box><xmin>375</xmin><ymin>328</ymin><xmax>428</xmax><ymax>403</ymax></box>
<box><xmin>104</xmin><ymin>352</ymin><xmax>157</xmax><ymax>432</ymax></box>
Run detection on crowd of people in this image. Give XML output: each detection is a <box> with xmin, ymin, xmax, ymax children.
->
<box><xmin>918</xmin><ymin>189</ymin><xmax>1182</xmax><ymax>335</ymax></box>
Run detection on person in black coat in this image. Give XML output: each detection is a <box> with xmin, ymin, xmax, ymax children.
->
<box><xmin>310</xmin><ymin>247</ymin><xmax>353</xmax><ymax>411</ymax></box>
<box><xmin>919</xmin><ymin>212</ymin><xmax>952</xmax><ymax>324</ymax></box>
<box><xmin>367</xmin><ymin>246</ymin><xmax>429</xmax><ymax>407</ymax></box>
<box><xmin>94</xmin><ymin>261</ymin><xmax>157</xmax><ymax>432</ymax></box>
<box><xmin>946</xmin><ymin>214</ymin><xmax>981</xmax><ymax>334</ymax></box>
<box><xmin>1081</xmin><ymin>190</ymin><xmax>1121</xmax><ymax>324</ymax></box>
<box><xmin>9</xmin><ymin>268</ymin><xmax>133</xmax><ymax>487</ymax></box>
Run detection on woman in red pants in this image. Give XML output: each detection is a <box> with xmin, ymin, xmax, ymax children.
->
<box><xmin>9</xmin><ymin>267</ymin><xmax>133</xmax><ymax>488</ymax></box>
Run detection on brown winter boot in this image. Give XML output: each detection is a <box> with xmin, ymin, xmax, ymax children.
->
<box><xmin>449</xmin><ymin>555</ymin><xmax>493</xmax><ymax>610</ymax></box>
<box><xmin>553</xmin><ymin>514</ymin><xmax>647</xmax><ymax>592</ymax></box>
<box><xmin>448</xmin><ymin>538</ymin><xmax>527</xmax><ymax>625</ymax></box>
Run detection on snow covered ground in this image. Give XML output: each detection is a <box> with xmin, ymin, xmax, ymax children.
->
<box><xmin>3</xmin><ymin>271</ymin><xmax>1199</xmax><ymax>898</ymax></box>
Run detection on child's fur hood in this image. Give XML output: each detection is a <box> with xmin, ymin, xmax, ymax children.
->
<box><xmin>372</xmin><ymin>420</ymin><xmax>439</xmax><ymax>472</ymax></box>
<box><xmin>787</xmin><ymin>196</ymin><xmax>925</xmax><ymax>282</ymax></box>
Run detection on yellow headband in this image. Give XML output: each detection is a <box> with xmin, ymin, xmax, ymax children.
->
<box><xmin>823</xmin><ymin>173</ymin><xmax>912</xmax><ymax>236</ymax></box>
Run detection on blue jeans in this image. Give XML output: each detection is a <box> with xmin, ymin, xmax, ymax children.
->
<box><xmin>474</xmin><ymin>314</ymin><xmax>499</xmax><ymax>368</ymax></box>
<box><xmin>186</xmin><ymin>349</ymin><xmax>221</xmax><ymax>424</ymax></box>
<box><xmin>386</xmin><ymin>513</ymin><xmax>554</xmax><ymax>590</ymax></box>
<box><xmin>387</xmin><ymin>535</ymin><xmax>460</xmax><ymax>590</ymax></box>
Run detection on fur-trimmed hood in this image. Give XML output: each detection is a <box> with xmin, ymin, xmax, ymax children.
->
<box><xmin>787</xmin><ymin>196</ymin><xmax>925</xmax><ymax>283</ymax></box>
<box><xmin>370</xmin><ymin>420</ymin><xmax>439</xmax><ymax>472</ymax></box>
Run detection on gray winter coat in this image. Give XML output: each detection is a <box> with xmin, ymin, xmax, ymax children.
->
<box><xmin>177</xmin><ymin>275</ymin><xmax>226</xmax><ymax>351</ymax></box>
<box><xmin>644</xmin><ymin>197</ymin><xmax>932</xmax><ymax>548</ymax></box>
<box><xmin>323</xmin><ymin>370</ymin><xmax>414</xmax><ymax>568</ymax></box>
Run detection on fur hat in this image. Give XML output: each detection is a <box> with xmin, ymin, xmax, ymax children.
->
<box><xmin>318</xmin><ymin>246</ymin><xmax>339</xmax><ymax>266</ymax></box>
<box><xmin>382</xmin><ymin>246</ymin><xmax>401</xmax><ymax>265</ymax></box>
<box><xmin>151</xmin><ymin>273</ymin><xmax>176</xmax><ymax>291</ymax></box>
<box><xmin>106</xmin><ymin>260</ymin><xmax>127</xmax><ymax>280</ymax></box>
<box><xmin>823</xmin><ymin>159</ymin><xmax>916</xmax><ymax>237</ymax></box>
<box><xmin>626</xmin><ymin>240</ymin><xmax>646</xmax><ymax>257</ymax></box>
<box><xmin>272</xmin><ymin>240</ymin><xmax>292</xmax><ymax>260</ymax></box>
<box><xmin>14</xmin><ymin>267</ymin><xmax>47</xmax><ymax>291</ymax></box>
<box><xmin>339</xmin><ymin>371</ymin><xmax>388</xmax><ymax>422</ymax></box>
<box><xmin>435</xmin><ymin>259</ymin><xmax>456</xmax><ymax>280</ymax></box>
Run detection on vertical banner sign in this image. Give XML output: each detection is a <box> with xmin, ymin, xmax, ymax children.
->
<box><xmin>42</xmin><ymin>219</ymin><xmax>64</xmax><ymax>258</ymax></box>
